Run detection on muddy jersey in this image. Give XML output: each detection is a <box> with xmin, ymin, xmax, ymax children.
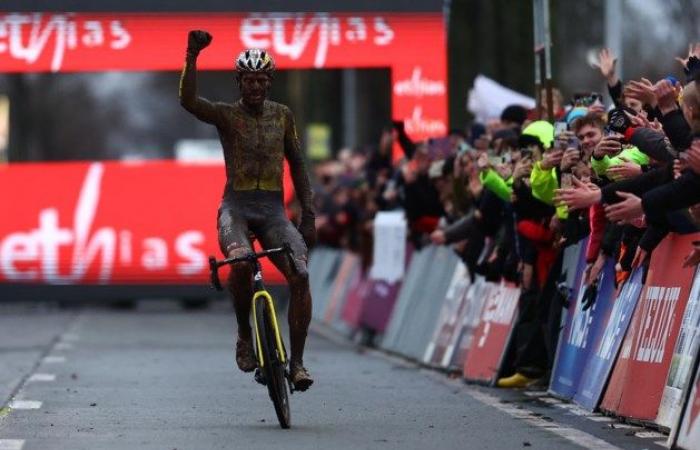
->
<box><xmin>179</xmin><ymin>54</ymin><xmax>313</xmax><ymax>211</ymax></box>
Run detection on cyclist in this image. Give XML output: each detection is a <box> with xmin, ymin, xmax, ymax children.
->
<box><xmin>179</xmin><ymin>30</ymin><xmax>316</xmax><ymax>391</ymax></box>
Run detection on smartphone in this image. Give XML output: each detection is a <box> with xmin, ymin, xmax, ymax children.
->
<box><xmin>561</xmin><ymin>173</ymin><xmax>573</xmax><ymax>189</ymax></box>
<box><xmin>567</xmin><ymin>136</ymin><xmax>580</xmax><ymax>149</ymax></box>
<box><xmin>554</xmin><ymin>121</ymin><xmax>567</xmax><ymax>136</ymax></box>
<box><xmin>489</xmin><ymin>156</ymin><xmax>503</xmax><ymax>166</ymax></box>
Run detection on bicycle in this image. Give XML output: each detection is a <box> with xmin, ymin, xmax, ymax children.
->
<box><xmin>209</xmin><ymin>243</ymin><xmax>294</xmax><ymax>429</ymax></box>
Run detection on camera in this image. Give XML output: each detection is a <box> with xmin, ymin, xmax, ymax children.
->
<box><xmin>604</xmin><ymin>107</ymin><xmax>632</xmax><ymax>137</ymax></box>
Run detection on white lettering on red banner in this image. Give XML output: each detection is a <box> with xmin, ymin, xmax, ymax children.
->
<box><xmin>240</xmin><ymin>13</ymin><xmax>394</xmax><ymax>68</ymax></box>
<box><xmin>619</xmin><ymin>285</ymin><xmax>680</xmax><ymax>363</ymax></box>
<box><xmin>476</xmin><ymin>286</ymin><xmax>518</xmax><ymax>348</ymax></box>
<box><xmin>0</xmin><ymin>13</ymin><xmax>131</xmax><ymax>72</ymax></box>
<box><xmin>0</xmin><ymin>164</ymin><xmax>206</xmax><ymax>284</ymax></box>
<box><xmin>393</xmin><ymin>67</ymin><xmax>446</xmax><ymax>98</ymax></box>
<box><xmin>403</xmin><ymin>106</ymin><xmax>447</xmax><ymax>136</ymax></box>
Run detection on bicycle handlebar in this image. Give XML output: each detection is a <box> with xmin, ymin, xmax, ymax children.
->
<box><xmin>208</xmin><ymin>243</ymin><xmax>292</xmax><ymax>291</ymax></box>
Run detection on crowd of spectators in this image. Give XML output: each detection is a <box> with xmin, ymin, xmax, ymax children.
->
<box><xmin>310</xmin><ymin>44</ymin><xmax>700</xmax><ymax>388</ymax></box>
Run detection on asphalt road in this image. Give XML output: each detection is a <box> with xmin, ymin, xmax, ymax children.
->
<box><xmin>0</xmin><ymin>302</ymin><xmax>669</xmax><ymax>450</ymax></box>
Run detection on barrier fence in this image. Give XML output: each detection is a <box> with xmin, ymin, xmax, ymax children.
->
<box><xmin>310</xmin><ymin>231</ymin><xmax>700</xmax><ymax>449</ymax></box>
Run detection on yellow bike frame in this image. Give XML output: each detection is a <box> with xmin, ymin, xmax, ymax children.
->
<box><xmin>251</xmin><ymin>289</ymin><xmax>287</xmax><ymax>367</ymax></box>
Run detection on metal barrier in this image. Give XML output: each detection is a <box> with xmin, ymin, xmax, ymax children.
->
<box><xmin>446</xmin><ymin>276</ymin><xmax>489</xmax><ymax>371</ymax></box>
<box><xmin>381</xmin><ymin>246</ymin><xmax>460</xmax><ymax>361</ymax></box>
<box><xmin>423</xmin><ymin>262</ymin><xmax>471</xmax><ymax>368</ymax></box>
<box><xmin>309</xmin><ymin>247</ymin><xmax>343</xmax><ymax>322</ymax></box>
<box><xmin>601</xmin><ymin>233</ymin><xmax>699</xmax><ymax>425</ymax></box>
<box><xmin>462</xmin><ymin>281</ymin><xmax>520</xmax><ymax>384</ymax></box>
<box><xmin>673</xmin><ymin>351</ymin><xmax>700</xmax><ymax>449</ymax></box>
<box><xmin>659</xmin><ymin>265</ymin><xmax>700</xmax><ymax>432</ymax></box>
<box><xmin>549</xmin><ymin>241</ymin><xmax>617</xmax><ymax>400</ymax></box>
<box><xmin>322</xmin><ymin>252</ymin><xmax>361</xmax><ymax>333</ymax></box>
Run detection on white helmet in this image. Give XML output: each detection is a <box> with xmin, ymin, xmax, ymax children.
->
<box><xmin>235</xmin><ymin>48</ymin><xmax>275</xmax><ymax>74</ymax></box>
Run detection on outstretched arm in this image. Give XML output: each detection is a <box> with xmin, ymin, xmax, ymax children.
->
<box><xmin>179</xmin><ymin>30</ymin><xmax>220</xmax><ymax>125</ymax></box>
<box><xmin>284</xmin><ymin>108</ymin><xmax>316</xmax><ymax>247</ymax></box>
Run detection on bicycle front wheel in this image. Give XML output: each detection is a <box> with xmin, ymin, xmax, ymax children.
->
<box><xmin>255</xmin><ymin>296</ymin><xmax>291</xmax><ymax>429</ymax></box>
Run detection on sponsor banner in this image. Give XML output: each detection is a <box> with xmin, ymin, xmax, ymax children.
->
<box><xmin>369</xmin><ymin>211</ymin><xmax>407</xmax><ymax>283</ymax></box>
<box><xmin>601</xmin><ymin>234</ymin><xmax>698</xmax><ymax>422</ymax></box>
<box><xmin>447</xmin><ymin>276</ymin><xmax>489</xmax><ymax>370</ymax></box>
<box><xmin>381</xmin><ymin>245</ymin><xmax>459</xmax><ymax>360</ymax></box>
<box><xmin>309</xmin><ymin>247</ymin><xmax>343</xmax><ymax>321</ymax></box>
<box><xmin>658</xmin><ymin>265</ymin><xmax>700</xmax><ymax>429</ymax></box>
<box><xmin>0</xmin><ymin>12</ymin><xmax>446</xmax><ymax>144</ymax></box>
<box><xmin>381</xmin><ymin>245</ymin><xmax>436</xmax><ymax>352</ymax></box>
<box><xmin>676</xmin><ymin>353</ymin><xmax>700</xmax><ymax>449</ymax></box>
<box><xmin>549</xmin><ymin>254</ymin><xmax>616</xmax><ymax>400</ymax></box>
<box><xmin>0</xmin><ymin>161</ymin><xmax>289</xmax><ymax>285</ymax></box>
<box><xmin>573</xmin><ymin>267</ymin><xmax>644</xmax><ymax>410</ymax></box>
<box><xmin>423</xmin><ymin>262</ymin><xmax>471</xmax><ymax>367</ymax></box>
<box><xmin>463</xmin><ymin>281</ymin><xmax>520</xmax><ymax>384</ymax></box>
<box><xmin>340</xmin><ymin>266</ymin><xmax>370</xmax><ymax>329</ymax></box>
<box><xmin>322</xmin><ymin>252</ymin><xmax>360</xmax><ymax>327</ymax></box>
<box><xmin>359</xmin><ymin>279</ymin><xmax>404</xmax><ymax>334</ymax></box>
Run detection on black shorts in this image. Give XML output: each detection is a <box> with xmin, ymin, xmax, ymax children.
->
<box><xmin>217</xmin><ymin>189</ymin><xmax>308</xmax><ymax>266</ymax></box>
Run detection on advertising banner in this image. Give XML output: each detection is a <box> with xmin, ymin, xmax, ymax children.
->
<box><xmin>447</xmin><ymin>276</ymin><xmax>489</xmax><ymax>370</ymax></box>
<box><xmin>658</xmin><ymin>265</ymin><xmax>700</xmax><ymax>429</ymax></box>
<box><xmin>549</xmin><ymin>255</ymin><xmax>616</xmax><ymax>400</ymax></box>
<box><xmin>0</xmin><ymin>161</ymin><xmax>291</xmax><ymax>285</ymax></box>
<box><xmin>675</xmin><ymin>354</ymin><xmax>700</xmax><ymax>449</ymax></box>
<box><xmin>360</xmin><ymin>278</ymin><xmax>404</xmax><ymax>334</ymax></box>
<box><xmin>309</xmin><ymin>247</ymin><xmax>343</xmax><ymax>321</ymax></box>
<box><xmin>381</xmin><ymin>245</ymin><xmax>434</xmax><ymax>352</ymax></box>
<box><xmin>463</xmin><ymin>281</ymin><xmax>520</xmax><ymax>384</ymax></box>
<box><xmin>601</xmin><ymin>234</ymin><xmax>697</xmax><ymax>422</ymax></box>
<box><xmin>341</xmin><ymin>267</ymin><xmax>370</xmax><ymax>330</ymax></box>
<box><xmin>423</xmin><ymin>262</ymin><xmax>471</xmax><ymax>367</ymax></box>
<box><xmin>322</xmin><ymin>252</ymin><xmax>360</xmax><ymax>327</ymax></box>
<box><xmin>369</xmin><ymin>211</ymin><xmax>406</xmax><ymax>283</ymax></box>
<box><xmin>0</xmin><ymin>12</ymin><xmax>447</xmax><ymax>144</ymax></box>
<box><xmin>573</xmin><ymin>267</ymin><xmax>644</xmax><ymax>410</ymax></box>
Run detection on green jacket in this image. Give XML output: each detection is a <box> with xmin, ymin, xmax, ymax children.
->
<box><xmin>590</xmin><ymin>146</ymin><xmax>650</xmax><ymax>180</ymax></box>
<box><xmin>530</xmin><ymin>161</ymin><xmax>568</xmax><ymax>219</ymax></box>
<box><xmin>479</xmin><ymin>169</ymin><xmax>513</xmax><ymax>203</ymax></box>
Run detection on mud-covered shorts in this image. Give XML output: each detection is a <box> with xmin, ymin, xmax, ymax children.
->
<box><xmin>217</xmin><ymin>189</ymin><xmax>308</xmax><ymax>269</ymax></box>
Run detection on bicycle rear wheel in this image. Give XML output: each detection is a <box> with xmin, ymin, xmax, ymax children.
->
<box><xmin>255</xmin><ymin>297</ymin><xmax>291</xmax><ymax>429</ymax></box>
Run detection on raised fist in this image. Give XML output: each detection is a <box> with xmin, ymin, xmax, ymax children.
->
<box><xmin>187</xmin><ymin>30</ymin><xmax>212</xmax><ymax>55</ymax></box>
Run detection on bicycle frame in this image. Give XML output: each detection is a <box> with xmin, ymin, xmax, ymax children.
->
<box><xmin>251</xmin><ymin>266</ymin><xmax>287</xmax><ymax>367</ymax></box>
<box><xmin>208</xmin><ymin>244</ymin><xmax>291</xmax><ymax>367</ymax></box>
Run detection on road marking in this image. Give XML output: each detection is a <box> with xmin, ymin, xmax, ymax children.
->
<box><xmin>62</xmin><ymin>333</ymin><xmax>80</xmax><ymax>341</ymax></box>
<box><xmin>585</xmin><ymin>415</ymin><xmax>615</xmax><ymax>422</ymax></box>
<box><xmin>654</xmin><ymin>439</ymin><xmax>670</xmax><ymax>447</ymax></box>
<box><xmin>553</xmin><ymin>403</ymin><xmax>590</xmax><ymax>416</ymax></box>
<box><xmin>539</xmin><ymin>397</ymin><xmax>562</xmax><ymax>404</ymax></box>
<box><xmin>523</xmin><ymin>391</ymin><xmax>545</xmax><ymax>397</ymax></box>
<box><xmin>42</xmin><ymin>356</ymin><xmax>66</xmax><ymax>364</ymax></box>
<box><xmin>8</xmin><ymin>400</ymin><xmax>42</xmax><ymax>410</ymax></box>
<box><xmin>634</xmin><ymin>431</ymin><xmax>667</xmax><ymax>439</ymax></box>
<box><xmin>27</xmin><ymin>374</ymin><xmax>56</xmax><ymax>383</ymax></box>
<box><xmin>607</xmin><ymin>423</ymin><xmax>643</xmax><ymax>430</ymax></box>
<box><xmin>466</xmin><ymin>389</ymin><xmax>624</xmax><ymax>450</ymax></box>
<box><xmin>55</xmin><ymin>342</ymin><xmax>73</xmax><ymax>351</ymax></box>
<box><xmin>0</xmin><ymin>440</ymin><xmax>25</xmax><ymax>450</ymax></box>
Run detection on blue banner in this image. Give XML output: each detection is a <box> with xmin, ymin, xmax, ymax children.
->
<box><xmin>549</xmin><ymin>251</ymin><xmax>616</xmax><ymax>399</ymax></box>
<box><xmin>573</xmin><ymin>267</ymin><xmax>644</xmax><ymax>411</ymax></box>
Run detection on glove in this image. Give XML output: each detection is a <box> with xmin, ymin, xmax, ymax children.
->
<box><xmin>605</xmin><ymin>107</ymin><xmax>632</xmax><ymax>136</ymax></box>
<box><xmin>581</xmin><ymin>280</ymin><xmax>599</xmax><ymax>311</ymax></box>
<box><xmin>187</xmin><ymin>30</ymin><xmax>212</xmax><ymax>56</ymax></box>
<box><xmin>298</xmin><ymin>213</ymin><xmax>317</xmax><ymax>249</ymax></box>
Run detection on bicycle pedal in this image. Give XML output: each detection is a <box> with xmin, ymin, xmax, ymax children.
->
<box><xmin>254</xmin><ymin>368</ymin><xmax>266</xmax><ymax>386</ymax></box>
